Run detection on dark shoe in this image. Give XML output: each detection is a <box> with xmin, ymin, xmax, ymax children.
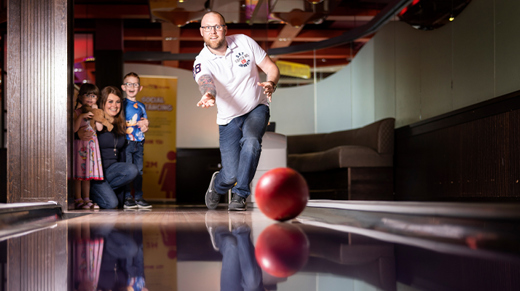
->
<box><xmin>205</xmin><ymin>171</ymin><xmax>221</xmax><ymax>210</ymax></box>
<box><xmin>228</xmin><ymin>193</ymin><xmax>247</xmax><ymax>211</ymax></box>
<box><xmin>135</xmin><ymin>198</ymin><xmax>152</xmax><ymax>209</ymax></box>
<box><xmin>124</xmin><ymin>198</ymin><xmax>138</xmax><ymax>209</ymax></box>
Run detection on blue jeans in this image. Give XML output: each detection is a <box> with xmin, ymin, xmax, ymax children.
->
<box><xmin>96</xmin><ymin>226</ymin><xmax>145</xmax><ymax>290</ymax></box>
<box><xmin>215</xmin><ymin>104</ymin><xmax>270</xmax><ymax>198</ymax></box>
<box><xmin>216</xmin><ymin>226</ymin><xmax>264</xmax><ymax>291</ymax></box>
<box><xmin>91</xmin><ymin>162</ymin><xmax>138</xmax><ymax>209</ymax></box>
<box><xmin>125</xmin><ymin>141</ymin><xmax>144</xmax><ymax>200</ymax></box>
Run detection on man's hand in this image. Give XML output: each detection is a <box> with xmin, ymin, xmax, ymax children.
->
<box><xmin>77</xmin><ymin>126</ymin><xmax>94</xmax><ymax>141</ymax></box>
<box><xmin>196</xmin><ymin>92</ymin><xmax>216</xmax><ymax>108</ymax></box>
<box><xmin>258</xmin><ymin>81</ymin><xmax>275</xmax><ymax>102</ymax></box>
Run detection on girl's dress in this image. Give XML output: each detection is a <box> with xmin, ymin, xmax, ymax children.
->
<box><xmin>73</xmin><ymin>237</ymin><xmax>104</xmax><ymax>291</ymax></box>
<box><xmin>74</xmin><ymin>108</ymin><xmax>104</xmax><ymax>180</ymax></box>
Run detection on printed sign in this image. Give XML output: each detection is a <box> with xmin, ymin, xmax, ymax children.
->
<box><xmin>137</xmin><ymin>76</ymin><xmax>177</xmax><ymax>199</ymax></box>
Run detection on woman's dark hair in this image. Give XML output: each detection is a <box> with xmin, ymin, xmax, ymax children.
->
<box><xmin>75</xmin><ymin>83</ymin><xmax>100</xmax><ymax>109</ymax></box>
<box><xmin>99</xmin><ymin>86</ymin><xmax>126</xmax><ymax>135</ymax></box>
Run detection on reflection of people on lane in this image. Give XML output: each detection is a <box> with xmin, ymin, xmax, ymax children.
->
<box><xmin>73</xmin><ymin>220</ymin><xmax>104</xmax><ymax>291</ymax></box>
<box><xmin>92</xmin><ymin>224</ymin><xmax>149</xmax><ymax>291</ymax></box>
<box><xmin>206</xmin><ymin>211</ymin><xmax>264</xmax><ymax>291</ymax></box>
<box><xmin>158</xmin><ymin>151</ymin><xmax>177</xmax><ymax>199</ymax></box>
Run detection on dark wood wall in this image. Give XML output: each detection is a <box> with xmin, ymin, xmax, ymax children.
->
<box><xmin>6</xmin><ymin>0</ymin><xmax>72</xmax><ymax>206</ymax></box>
<box><xmin>395</xmin><ymin>90</ymin><xmax>520</xmax><ymax>201</ymax></box>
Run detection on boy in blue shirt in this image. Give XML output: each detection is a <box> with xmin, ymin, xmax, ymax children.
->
<box><xmin>122</xmin><ymin>72</ymin><xmax>152</xmax><ymax>209</ymax></box>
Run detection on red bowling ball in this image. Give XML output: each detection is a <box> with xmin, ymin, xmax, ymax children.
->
<box><xmin>255</xmin><ymin>167</ymin><xmax>309</xmax><ymax>221</ymax></box>
<box><xmin>255</xmin><ymin>223</ymin><xmax>310</xmax><ymax>278</ymax></box>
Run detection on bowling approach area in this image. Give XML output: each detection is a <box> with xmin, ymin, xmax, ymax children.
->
<box><xmin>2</xmin><ymin>200</ymin><xmax>520</xmax><ymax>291</ymax></box>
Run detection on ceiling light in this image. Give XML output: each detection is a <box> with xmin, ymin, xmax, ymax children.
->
<box><xmin>449</xmin><ymin>15</ymin><xmax>455</xmax><ymax>21</ymax></box>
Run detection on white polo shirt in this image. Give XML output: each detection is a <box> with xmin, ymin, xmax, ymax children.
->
<box><xmin>193</xmin><ymin>34</ymin><xmax>270</xmax><ymax>125</ymax></box>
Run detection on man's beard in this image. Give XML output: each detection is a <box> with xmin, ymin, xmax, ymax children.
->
<box><xmin>206</xmin><ymin>37</ymin><xmax>226</xmax><ymax>51</ymax></box>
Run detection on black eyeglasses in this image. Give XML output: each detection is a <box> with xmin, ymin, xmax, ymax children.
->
<box><xmin>201</xmin><ymin>24</ymin><xmax>226</xmax><ymax>32</ymax></box>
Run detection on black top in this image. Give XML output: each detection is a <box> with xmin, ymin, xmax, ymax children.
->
<box><xmin>97</xmin><ymin>131</ymin><xmax>126</xmax><ymax>172</ymax></box>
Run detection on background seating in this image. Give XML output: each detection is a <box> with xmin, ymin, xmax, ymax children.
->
<box><xmin>287</xmin><ymin>118</ymin><xmax>395</xmax><ymax>200</ymax></box>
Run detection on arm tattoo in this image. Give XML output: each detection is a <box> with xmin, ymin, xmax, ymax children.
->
<box><xmin>198</xmin><ymin>74</ymin><xmax>217</xmax><ymax>97</ymax></box>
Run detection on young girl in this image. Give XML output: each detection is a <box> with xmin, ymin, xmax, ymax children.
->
<box><xmin>73</xmin><ymin>83</ymin><xmax>104</xmax><ymax>209</ymax></box>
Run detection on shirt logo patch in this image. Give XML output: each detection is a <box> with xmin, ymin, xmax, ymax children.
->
<box><xmin>193</xmin><ymin>63</ymin><xmax>201</xmax><ymax>79</ymax></box>
<box><xmin>235</xmin><ymin>52</ymin><xmax>251</xmax><ymax>68</ymax></box>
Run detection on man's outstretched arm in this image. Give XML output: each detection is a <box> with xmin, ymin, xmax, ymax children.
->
<box><xmin>197</xmin><ymin>74</ymin><xmax>217</xmax><ymax>108</ymax></box>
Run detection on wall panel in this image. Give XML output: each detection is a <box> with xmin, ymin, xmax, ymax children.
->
<box><xmin>352</xmin><ymin>40</ymin><xmax>375</xmax><ymax>128</ymax></box>
<box><xmin>419</xmin><ymin>23</ymin><xmax>453</xmax><ymax>120</ymax></box>
<box><xmin>316</xmin><ymin>64</ymin><xmax>352</xmax><ymax>133</ymax></box>
<box><xmin>495</xmin><ymin>0</ymin><xmax>520</xmax><ymax>97</ymax></box>
<box><xmin>270</xmin><ymin>84</ymin><xmax>315</xmax><ymax>135</ymax></box>
<box><xmin>395</xmin><ymin>23</ymin><xmax>421</xmax><ymax>127</ymax></box>
<box><xmin>374</xmin><ymin>22</ymin><xmax>396</xmax><ymax>122</ymax></box>
<box><xmin>451</xmin><ymin>0</ymin><xmax>494</xmax><ymax>109</ymax></box>
<box><xmin>395</xmin><ymin>90</ymin><xmax>520</xmax><ymax>201</ymax></box>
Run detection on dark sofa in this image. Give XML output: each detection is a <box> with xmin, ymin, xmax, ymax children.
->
<box><xmin>287</xmin><ymin>118</ymin><xmax>395</xmax><ymax>200</ymax></box>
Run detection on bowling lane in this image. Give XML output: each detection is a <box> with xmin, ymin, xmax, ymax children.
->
<box><xmin>3</xmin><ymin>205</ymin><xmax>520</xmax><ymax>291</ymax></box>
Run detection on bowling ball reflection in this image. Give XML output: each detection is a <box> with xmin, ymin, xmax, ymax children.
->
<box><xmin>255</xmin><ymin>223</ymin><xmax>310</xmax><ymax>278</ymax></box>
<box><xmin>255</xmin><ymin>167</ymin><xmax>309</xmax><ymax>221</ymax></box>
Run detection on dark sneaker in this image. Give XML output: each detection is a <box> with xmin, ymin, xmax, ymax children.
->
<box><xmin>124</xmin><ymin>198</ymin><xmax>138</xmax><ymax>209</ymax></box>
<box><xmin>228</xmin><ymin>193</ymin><xmax>247</xmax><ymax>211</ymax></box>
<box><xmin>205</xmin><ymin>171</ymin><xmax>221</xmax><ymax>210</ymax></box>
<box><xmin>135</xmin><ymin>198</ymin><xmax>152</xmax><ymax>209</ymax></box>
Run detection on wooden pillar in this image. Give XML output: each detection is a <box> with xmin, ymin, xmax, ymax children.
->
<box><xmin>6</xmin><ymin>0</ymin><xmax>72</xmax><ymax>207</ymax></box>
<box><xmin>6</xmin><ymin>2</ymin><xmax>71</xmax><ymax>290</ymax></box>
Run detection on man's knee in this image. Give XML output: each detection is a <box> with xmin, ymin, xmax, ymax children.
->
<box><xmin>241</xmin><ymin>137</ymin><xmax>261</xmax><ymax>153</ymax></box>
<box><xmin>220</xmin><ymin>172</ymin><xmax>237</xmax><ymax>187</ymax></box>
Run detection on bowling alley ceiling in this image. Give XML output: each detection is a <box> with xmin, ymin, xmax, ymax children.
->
<box><xmin>74</xmin><ymin>0</ymin><xmax>472</xmax><ymax>83</ymax></box>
